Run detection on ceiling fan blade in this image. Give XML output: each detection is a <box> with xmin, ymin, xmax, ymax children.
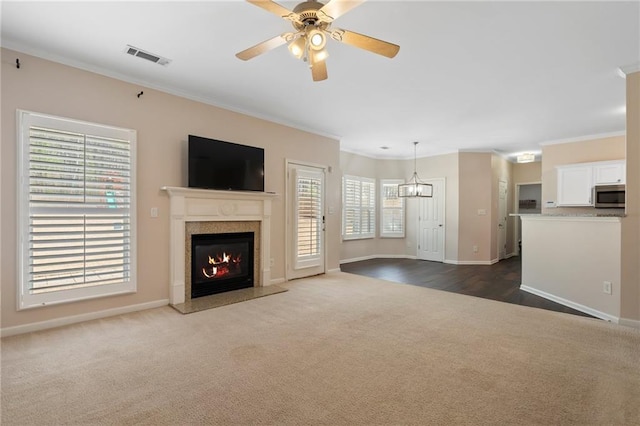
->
<box><xmin>311</xmin><ymin>60</ymin><xmax>328</xmax><ymax>81</ymax></box>
<box><xmin>236</xmin><ymin>34</ymin><xmax>288</xmax><ymax>61</ymax></box>
<box><xmin>317</xmin><ymin>0</ymin><xmax>365</xmax><ymax>23</ymax></box>
<box><xmin>246</xmin><ymin>0</ymin><xmax>300</xmax><ymax>22</ymax></box>
<box><xmin>328</xmin><ymin>28</ymin><xmax>400</xmax><ymax>58</ymax></box>
<box><xmin>309</xmin><ymin>48</ymin><xmax>328</xmax><ymax>81</ymax></box>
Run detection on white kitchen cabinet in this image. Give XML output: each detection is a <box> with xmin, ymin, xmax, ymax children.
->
<box><xmin>557</xmin><ymin>165</ymin><xmax>593</xmax><ymax>206</ymax></box>
<box><xmin>594</xmin><ymin>161</ymin><xmax>625</xmax><ymax>184</ymax></box>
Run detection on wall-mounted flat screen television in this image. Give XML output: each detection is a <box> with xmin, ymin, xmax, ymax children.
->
<box><xmin>188</xmin><ymin>135</ymin><xmax>264</xmax><ymax>192</ymax></box>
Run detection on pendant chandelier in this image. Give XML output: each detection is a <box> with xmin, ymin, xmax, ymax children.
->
<box><xmin>398</xmin><ymin>141</ymin><xmax>433</xmax><ymax>198</ymax></box>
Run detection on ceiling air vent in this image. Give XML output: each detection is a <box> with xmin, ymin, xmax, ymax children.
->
<box><xmin>125</xmin><ymin>45</ymin><xmax>171</xmax><ymax>66</ymax></box>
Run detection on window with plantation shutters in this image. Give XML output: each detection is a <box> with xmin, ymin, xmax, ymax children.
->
<box><xmin>342</xmin><ymin>175</ymin><xmax>375</xmax><ymax>240</ymax></box>
<box><xmin>17</xmin><ymin>110</ymin><xmax>136</xmax><ymax>309</ymax></box>
<box><xmin>294</xmin><ymin>168</ymin><xmax>323</xmax><ymax>269</ymax></box>
<box><xmin>380</xmin><ymin>180</ymin><xmax>405</xmax><ymax>238</ymax></box>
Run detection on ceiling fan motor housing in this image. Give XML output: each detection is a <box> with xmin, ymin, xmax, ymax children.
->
<box><xmin>293</xmin><ymin>0</ymin><xmax>325</xmax><ymax>28</ymax></box>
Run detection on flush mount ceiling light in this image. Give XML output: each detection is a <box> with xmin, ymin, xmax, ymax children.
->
<box><xmin>236</xmin><ymin>0</ymin><xmax>400</xmax><ymax>82</ymax></box>
<box><xmin>398</xmin><ymin>142</ymin><xmax>433</xmax><ymax>198</ymax></box>
<box><xmin>516</xmin><ymin>153</ymin><xmax>536</xmax><ymax>163</ymax></box>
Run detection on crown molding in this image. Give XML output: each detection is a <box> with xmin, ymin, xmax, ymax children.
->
<box><xmin>618</xmin><ymin>63</ymin><xmax>640</xmax><ymax>78</ymax></box>
<box><xmin>539</xmin><ymin>131</ymin><xmax>626</xmax><ymax>146</ymax></box>
<box><xmin>1</xmin><ymin>42</ymin><xmax>341</xmax><ymax>143</ymax></box>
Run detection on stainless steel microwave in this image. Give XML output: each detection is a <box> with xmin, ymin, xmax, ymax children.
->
<box><xmin>594</xmin><ymin>184</ymin><xmax>625</xmax><ymax>208</ymax></box>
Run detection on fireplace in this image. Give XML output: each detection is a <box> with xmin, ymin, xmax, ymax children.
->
<box><xmin>162</xmin><ymin>186</ymin><xmax>276</xmax><ymax>306</ymax></box>
<box><xmin>191</xmin><ymin>232</ymin><xmax>254</xmax><ymax>298</ymax></box>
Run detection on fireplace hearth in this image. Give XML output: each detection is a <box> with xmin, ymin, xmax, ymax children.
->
<box><xmin>191</xmin><ymin>232</ymin><xmax>254</xmax><ymax>298</ymax></box>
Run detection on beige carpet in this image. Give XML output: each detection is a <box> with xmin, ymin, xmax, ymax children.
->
<box><xmin>2</xmin><ymin>272</ymin><xmax>639</xmax><ymax>425</ymax></box>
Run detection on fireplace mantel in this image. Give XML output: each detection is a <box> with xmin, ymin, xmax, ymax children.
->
<box><xmin>162</xmin><ymin>186</ymin><xmax>277</xmax><ymax>305</ymax></box>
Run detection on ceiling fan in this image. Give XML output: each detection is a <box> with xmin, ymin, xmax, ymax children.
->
<box><xmin>236</xmin><ymin>0</ymin><xmax>400</xmax><ymax>82</ymax></box>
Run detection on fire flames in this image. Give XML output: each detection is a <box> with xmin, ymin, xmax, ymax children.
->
<box><xmin>202</xmin><ymin>252</ymin><xmax>242</xmax><ymax>279</ymax></box>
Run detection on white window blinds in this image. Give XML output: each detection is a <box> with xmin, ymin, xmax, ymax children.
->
<box><xmin>18</xmin><ymin>110</ymin><xmax>137</xmax><ymax>309</ymax></box>
<box><xmin>342</xmin><ymin>175</ymin><xmax>375</xmax><ymax>240</ymax></box>
<box><xmin>380</xmin><ymin>180</ymin><xmax>405</xmax><ymax>237</ymax></box>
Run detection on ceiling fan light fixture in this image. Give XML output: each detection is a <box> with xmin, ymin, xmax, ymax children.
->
<box><xmin>288</xmin><ymin>36</ymin><xmax>306</xmax><ymax>59</ymax></box>
<box><xmin>238</xmin><ymin>0</ymin><xmax>400</xmax><ymax>81</ymax></box>
<box><xmin>310</xmin><ymin>47</ymin><xmax>329</xmax><ymax>64</ymax></box>
<box><xmin>307</xmin><ymin>29</ymin><xmax>326</xmax><ymax>50</ymax></box>
<box><xmin>398</xmin><ymin>141</ymin><xmax>433</xmax><ymax>198</ymax></box>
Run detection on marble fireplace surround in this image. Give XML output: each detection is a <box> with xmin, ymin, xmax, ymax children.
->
<box><xmin>162</xmin><ymin>187</ymin><xmax>276</xmax><ymax>305</ymax></box>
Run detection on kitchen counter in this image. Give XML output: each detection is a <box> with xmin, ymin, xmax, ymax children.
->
<box><xmin>510</xmin><ymin>213</ymin><xmax>625</xmax><ymax>218</ymax></box>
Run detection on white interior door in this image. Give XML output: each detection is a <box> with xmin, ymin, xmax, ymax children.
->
<box><xmin>417</xmin><ymin>178</ymin><xmax>445</xmax><ymax>262</ymax></box>
<box><xmin>498</xmin><ymin>180</ymin><xmax>508</xmax><ymax>260</ymax></box>
<box><xmin>286</xmin><ymin>162</ymin><xmax>325</xmax><ymax>280</ymax></box>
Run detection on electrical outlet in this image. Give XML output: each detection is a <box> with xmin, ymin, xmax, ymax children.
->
<box><xmin>150</xmin><ymin>207</ymin><xmax>158</xmax><ymax>218</ymax></box>
<box><xmin>270</xmin><ymin>258</ymin><xmax>274</xmax><ymax>267</ymax></box>
<box><xmin>473</xmin><ymin>245</ymin><xmax>478</xmax><ymax>253</ymax></box>
<box><xmin>603</xmin><ymin>281</ymin><xmax>612</xmax><ymax>295</ymax></box>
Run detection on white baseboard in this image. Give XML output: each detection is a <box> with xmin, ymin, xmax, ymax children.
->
<box><xmin>619</xmin><ymin>318</ymin><xmax>640</xmax><ymax>329</ymax></box>
<box><xmin>520</xmin><ymin>285</ymin><xmax>620</xmax><ymax>323</ymax></box>
<box><xmin>327</xmin><ymin>268</ymin><xmax>341</xmax><ymax>274</ymax></box>
<box><xmin>269</xmin><ymin>277</ymin><xmax>286</xmax><ymax>285</ymax></box>
<box><xmin>340</xmin><ymin>254</ymin><xmax>416</xmax><ymax>264</ymax></box>
<box><xmin>1</xmin><ymin>299</ymin><xmax>169</xmax><ymax>337</ymax></box>
<box><xmin>341</xmin><ymin>255</ymin><xmax>506</xmax><ymax>266</ymax></box>
<box><xmin>445</xmin><ymin>259</ymin><xmax>496</xmax><ymax>265</ymax></box>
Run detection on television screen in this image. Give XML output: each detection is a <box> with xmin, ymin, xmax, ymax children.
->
<box><xmin>188</xmin><ymin>135</ymin><xmax>264</xmax><ymax>192</ymax></box>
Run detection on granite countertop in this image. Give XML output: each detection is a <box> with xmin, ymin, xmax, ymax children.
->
<box><xmin>511</xmin><ymin>213</ymin><xmax>626</xmax><ymax>218</ymax></box>
<box><xmin>545</xmin><ymin>213</ymin><xmax>625</xmax><ymax>217</ymax></box>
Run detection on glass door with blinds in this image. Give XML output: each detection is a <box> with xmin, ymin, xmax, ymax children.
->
<box><xmin>286</xmin><ymin>162</ymin><xmax>325</xmax><ymax>280</ymax></box>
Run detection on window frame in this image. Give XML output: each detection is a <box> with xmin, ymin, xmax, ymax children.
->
<box><xmin>342</xmin><ymin>175</ymin><xmax>376</xmax><ymax>240</ymax></box>
<box><xmin>380</xmin><ymin>179</ymin><xmax>405</xmax><ymax>238</ymax></box>
<box><xmin>16</xmin><ymin>110</ymin><xmax>137</xmax><ymax>310</ymax></box>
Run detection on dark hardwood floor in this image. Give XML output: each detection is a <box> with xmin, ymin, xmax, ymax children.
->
<box><xmin>341</xmin><ymin>256</ymin><xmax>595</xmax><ymax>318</ymax></box>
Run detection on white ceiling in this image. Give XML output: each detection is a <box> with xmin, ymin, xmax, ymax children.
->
<box><xmin>2</xmin><ymin>1</ymin><xmax>639</xmax><ymax>160</ymax></box>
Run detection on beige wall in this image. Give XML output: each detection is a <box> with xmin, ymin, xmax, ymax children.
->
<box><xmin>458</xmin><ymin>153</ymin><xmax>493</xmax><ymax>262</ymax></box>
<box><xmin>1</xmin><ymin>48</ymin><xmax>341</xmax><ymax>330</ymax></box>
<box><xmin>541</xmin><ymin>135</ymin><xmax>626</xmax><ymax>215</ymax></box>
<box><xmin>513</xmin><ymin>161</ymin><xmax>541</xmax><ymax>184</ymax></box>
<box><xmin>340</xmin><ymin>150</ymin><xmax>520</xmax><ymax>265</ymax></box>
<box><xmin>621</xmin><ymin>71</ymin><xmax>640</xmax><ymax>324</ymax></box>
<box><xmin>340</xmin><ymin>151</ymin><xmax>463</xmax><ymax>263</ymax></box>
<box><xmin>339</xmin><ymin>152</ymin><xmax>408</xmax><ymax>261</ymax></box>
